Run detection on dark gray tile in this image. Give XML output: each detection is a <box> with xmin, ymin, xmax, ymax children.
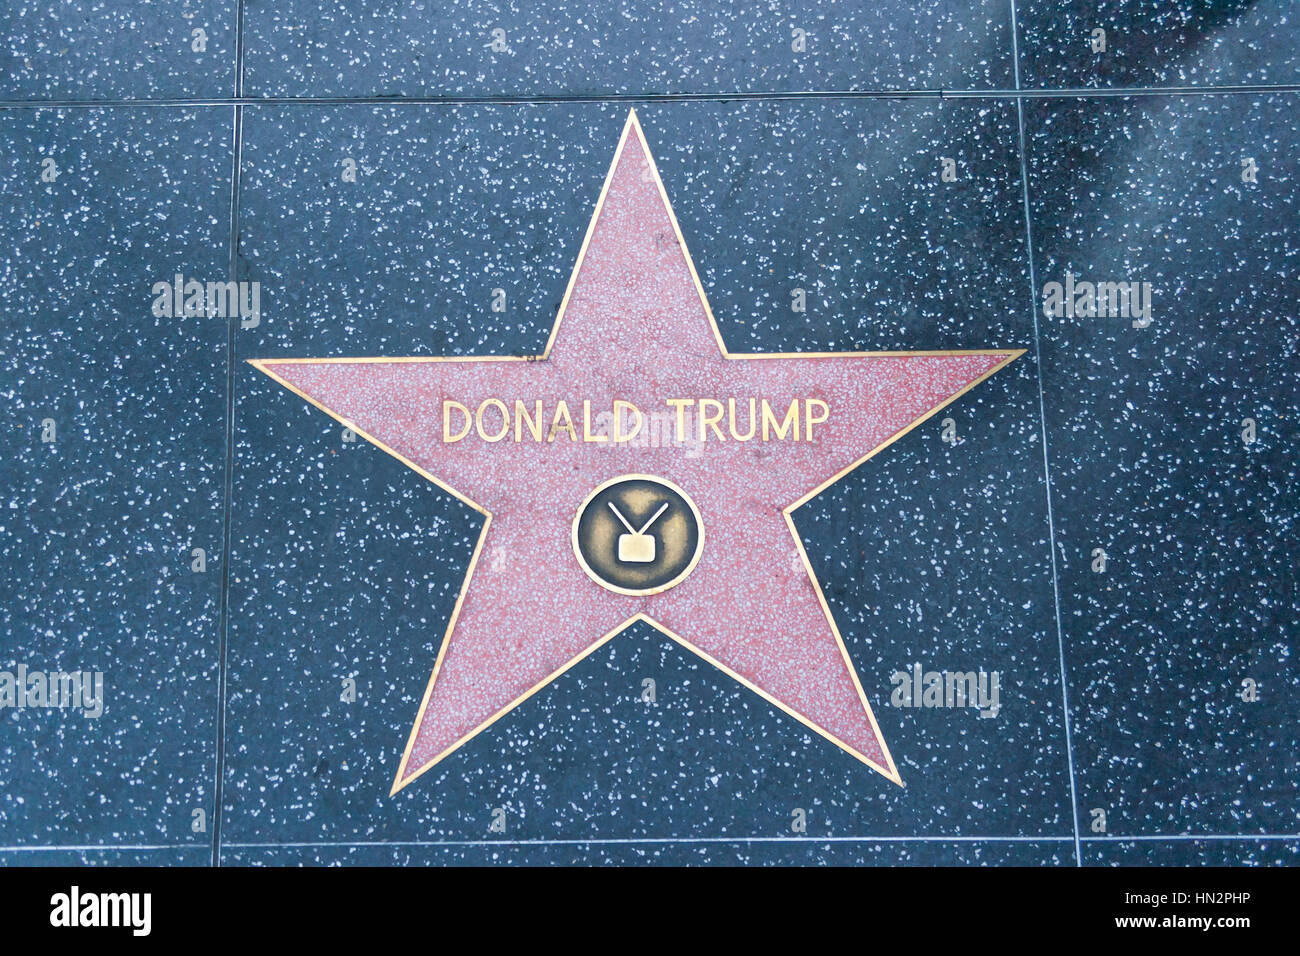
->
<box><xmin>220</xmin><ymin>596</ymin><xmax>1073</xmax><ymax>843</ymax></box>
<box><xmin>802</xmin><ymin>361</ymin><xmax>1073</xmax><ymax>836</ymax></box>
<box><xmin>1017</xmin><ymin>0</ymin><xmax>1300</xmax><ymax>89</ymax></box>
<box><xmin>235</xmin><ymin>103</ymin><xmax>625</xmax><ymax>359</ymax></box>
<box><xmin>235</xmin><ymin>99</ymin><xmax>1033</xmax><ymax>356</ymax></box>
<box><xmin>0</xmin><ymin>847</ymin><xmax>209</xmax><ymax>866</ymax></box>
<box><xmin>1084</xmin><ymin>838</ymin><xmax>1300</xmax><ymax>866</ymax></box>
<box><xmin>222</xmin><ymin>838</ymin><xmax>1071</xmax><ymax>865</ymax></box>
<box><xmin>242</xmin><ymin>1</ymin><xmax>1013</xmax><ymax>98</ymax></box>
<box><xmin>1026</xmin><ymin>94</ymin><xmax>1300</xmax><ymax>837</ymax></box>
<box><xmin>225</xmin><ymin>100</ymin><xmax>1069</xmax><ymax>845</ymax></box>
<box><xmin>639</xmin><ymin>99</ymin><xmax>1033</xmax><ymax>353</ymax></box>
<box><xmin>0</xmin><ymin>107</ymin><xmax>231</xmax><ymax>846</ymax></box>
<box><xmin>0</xmin><ymin>2</ymin><xmax>237</xmax><ymax>100</ymax></box>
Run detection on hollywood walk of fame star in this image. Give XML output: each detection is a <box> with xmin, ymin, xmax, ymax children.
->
<box><xmin>250</xmin><ymin>110</ymin><xmax>1023</xmax><ymax>795</ymax></box>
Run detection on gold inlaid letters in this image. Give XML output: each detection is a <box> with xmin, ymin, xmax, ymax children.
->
<box><xmin>442</xmin><ymin>397</ymin><xmax>831</xmax><ymax>445</ymax></box>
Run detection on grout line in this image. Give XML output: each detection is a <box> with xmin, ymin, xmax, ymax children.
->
<box><xmin>211</xmin><ymin>0</ymin><xmax>247</xmax><ymax>872</ymax></box>
<box><xmin>1009</xmin><ymin>0</ymin><xmax>1083</xmax><ymax>869</ymax></box>
<box><xmin>0</xmin><ymin>85</ymin><xmax>1298</xmax><ymax>110</ymax></box>
<box><xmin>234</xmin><ymin>0</ymin><xmax>246</xmax><ymax>101</ymax></box>
<box><xmin>208</xmin><ymin>102</ymin><xmax>240</xmax><ymax>871</ymax></box>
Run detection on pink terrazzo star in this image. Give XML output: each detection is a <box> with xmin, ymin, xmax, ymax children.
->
<box><xmin>252</xmin><ymin>111</ymin><xmax>1023</xmax><ymax>794</ymax></box>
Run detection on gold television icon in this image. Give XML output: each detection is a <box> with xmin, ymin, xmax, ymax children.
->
<box><xmin>610</xmin><ymin>500</ymin><xmax>669</xmax><ymax>565</ymax></box>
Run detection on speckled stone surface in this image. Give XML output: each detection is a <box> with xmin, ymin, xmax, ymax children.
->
<box><xmin>0</xmin><ymin>848</ymin><xmax>209</xmax><ymax>867</ymax></box>
<box><xmin>242</xmin><ymin>1</ymin><xmax>1014</xmax><ymax>98</ymax></box>
<box><xmin>221</xmin><ymin>837</ymin><xmax>1075</xmax><ymax>866</ymax></box>
<box><xmin>1026</xmin><ymin>94</ymin><xmax>1300</xmax><ymax>839</ymax></box>
<box><xmin>1084</xmin><ymin>840</ymin><xmax>1300</xmax><ymax>867</ymax></box>
<box><xmin>232</xmin><ymin>100</ymin><xmax>1034</xmax><ymax>357</ymax></box>
<box><xmin>0</xmin><ymin>108</ymin><xmax>229</xmax><ymax>848</ymax></box>
<box><xmin>1017</xmin><ymin>0</ymin><xmax>1300</xmax><ymax>88</ymax></box>
<box><xmin>0</xmin><ymin>1</ymin><xmax>237</xmax><ymax>99</ymax></box>
<box><xmin>1</xmin><ymin>1</ymin><xmax>1296</xmax><ymax>868</ymax></box>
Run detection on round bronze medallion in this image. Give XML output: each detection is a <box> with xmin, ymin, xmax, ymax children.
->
<box><xmin>572</xmin><ymin>474</ymin><xmax>704</xmax><ymax>596</ymax></box>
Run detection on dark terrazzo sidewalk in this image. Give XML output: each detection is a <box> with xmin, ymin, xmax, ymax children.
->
<box><xmin>0</xmin><ymin>1</ymin><xmax>1295</xmax><ymax>866</ymax></box>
